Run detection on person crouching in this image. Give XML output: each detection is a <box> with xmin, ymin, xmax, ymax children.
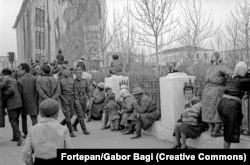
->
<box><xmin>106</xmin><ymin>93</ymin><xmax>120</xmax><ymax>131</ymax></box>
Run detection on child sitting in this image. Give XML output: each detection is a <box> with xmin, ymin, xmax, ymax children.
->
<box><xmin>22</xmin><ymin>99</ymin><xmax>73</xmax><ymax>165</ymax></box>
<box><xmin>106</xmin><ymin>93</ymin><xmax>120</xmax><ymax>131</ymax></box>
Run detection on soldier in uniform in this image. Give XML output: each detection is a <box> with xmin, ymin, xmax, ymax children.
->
<box><xmin>59</xmin><ymin>68</ymin><xmax>76</xmax><ymax>137</ymax></box>
<box><xmin>72</xmin><ymin>67</ymin><xmax>93</xmax><ymax>135</ymax></box>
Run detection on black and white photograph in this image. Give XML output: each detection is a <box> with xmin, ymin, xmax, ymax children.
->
<box><xmin>0</xmin><ymin>0</ymin><xmax>250</xmax><ymax>164</ymax></box>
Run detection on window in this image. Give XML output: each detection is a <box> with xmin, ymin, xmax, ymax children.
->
<box><xmin>36</xmin><ymin>31</ymin><xmax>45</xmax><ymax>50</ymax></box>
<box><xmin>35</xmin><ymin>8</ymin><xmax>45</xmax><ymax>27</ymax></box>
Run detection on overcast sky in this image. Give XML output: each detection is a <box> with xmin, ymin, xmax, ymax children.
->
<box><xmin>0</xmin><ymin>0</ymin><xmax>245</xmax><ymax>57</ymax></box>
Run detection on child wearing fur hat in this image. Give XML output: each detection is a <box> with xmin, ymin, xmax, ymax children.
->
<box><xmin>22</xmin><ymin>99</ymin><xmax>73</xmax><ymax>165</ymax></box>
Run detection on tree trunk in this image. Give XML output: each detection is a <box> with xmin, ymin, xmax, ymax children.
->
<box><xmin>155</xmin><ymin>37</ymin><xmax>159</xmax><ymax>77</ymax></box>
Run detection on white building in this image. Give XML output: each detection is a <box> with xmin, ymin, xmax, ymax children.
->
<box><xmin>13</xmin><ymin>0</ymin><xmax>106</xmax><ymax>68</ymax></box>
<box><xmin>145</xmin><ymin>46</ymin><xmax>214</xmax><ymax>66</ymax></box>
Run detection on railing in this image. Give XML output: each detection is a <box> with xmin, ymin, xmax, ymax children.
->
<box><xmin>129</xmin><ymin>79</ymin><xmax>161</xmax><ymax>112</ymax></box>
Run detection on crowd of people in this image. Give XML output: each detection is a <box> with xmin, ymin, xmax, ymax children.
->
<box><xmin>171</xmin><ymin>51</ymin><xmax>250</xmax><ymax>149</ymax></box>
<box><xmin>0</xmin><ymin>51</ymin><xmax>162</xmax><ymax>164</ymax></box>
<box><xmin>0</xmin><ymin>50</ymin><xmax>250</xmax><ymax>164</ymax></box>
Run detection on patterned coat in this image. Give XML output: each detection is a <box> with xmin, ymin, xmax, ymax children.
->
<box><xmin>202</xmin><ymin>64</ymin><xmax>232</xmax><ymax>123</ymax></box>
<box><xmin>36</xmin><ymin>74</ymin><xmax>61</xmax><ymax>103</ymax></box>
<box><xmin>17</xmin><ymin>73</ymin><xmax>39</xmax><ymax>115</ymax></box>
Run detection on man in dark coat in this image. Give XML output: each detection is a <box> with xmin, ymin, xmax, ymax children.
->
<box><xmin>36</xmin><ymin>64</ymin><xmax>61</xmax><ymax>103</ymax></box>
<box><xmin>56</xmin><ymin>50</ymin><xmax>64</xmax><ymax>66</ymax></box>
<box><xmin>124</xmin><ymin>87</ymin><xmax>161</xmax><ymax>139</ymax></box>
<box><xmin>18</xmin><ymin>63</ymin><xmax>39</xmax><ymax>138</ymax></box>
<box><xmin>2</xmin><ymin>68</ymin><xmax>23</xmax><ymax>146</ymax></box>
<box><xmin>109</xmin><ymin>54</ymin><xmax>123</xmax><ymax>76</ymax></box>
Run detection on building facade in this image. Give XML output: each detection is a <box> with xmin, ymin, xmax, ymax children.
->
<box><xmin>13</xmin><ymin>0</ymin><xmax>105</xmax><ymax>68</ymax></box>
<box><xmin>145</xmin><ymin>46</ymin><xmax>214</xmax><ymax>66</ymax></box>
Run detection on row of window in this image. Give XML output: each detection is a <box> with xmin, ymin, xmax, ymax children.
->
<box><xmin>150</xmin><ymin>52</ymin><xmax>210</xmax><ymax>63</ymax></box>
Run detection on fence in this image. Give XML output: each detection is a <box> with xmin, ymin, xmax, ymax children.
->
<box><xmin>91</xmin><ymin>71</ymin><xmax>250</xmax><ymax>136</ymax></box>
<box><xmin>129</xmin><ymin>79</ymin><xmax>161</xmax><ymax>112</ymax></box>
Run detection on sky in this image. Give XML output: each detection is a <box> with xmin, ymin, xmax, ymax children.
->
<box><xmin>0</xmin><ymin>0</ymin><xmax>246</xmax><ymax>57</ymax></box>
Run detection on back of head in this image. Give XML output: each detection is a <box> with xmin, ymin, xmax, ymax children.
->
<box><xmin>20</xmin><ymin>63</ymin><xmax>30</xmax><ymax>73</ymax></box>
<box><xmin>211</xmin><ymin>51</ymin><xmax>222</xmax><ymax>65</ymax></box>
<box><xmin>112</xmin><ymin>54</ymin><xmax>119</xmax><ymax>60</ymax></box>
<box><xmin>41</xmin><ymin>64</ymin><xmax>51</xmax><ymax>74</ymax></box>
<box><xmin>2</xmin><ymin>68</ymin><xmax>12</xmax><ymax>76</ymax></box>
<box><xmin>234</xmin><ymin>61</ymin><xmax>248</xmax><ymax>77</ymax></box>
<box><xmin>58</xmin><ymin>50</ymin><xmax>62</xmax><ymax>54</ymax></box>
<box><xmin>39</xmin><ymin>99</ymin><xmax>59</xmax><ymax>117</ymax></box>
<box><xmin>120</xmin><ymin>89</ymin><xmax>130</xmax><ymax>98</ymax></box>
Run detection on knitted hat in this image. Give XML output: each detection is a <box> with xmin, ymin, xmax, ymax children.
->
<box><xmin>39</xmin><ymin>99</ymin><xmax>59</xmax><ymax>116</ymax></box>
<box><xmin>120</xmin><ymin>85</ymin><xmax>128</xmax><ymax>90</ymax></box>
<box><xmin>119</xmin><ymin>89</ymin><xmax>130</xmax><ymax>97</ymax></box>
<box><xmin>132</xmin><ymin>86</ymin><xmax>144</xmax><ymax>95</ymax></box>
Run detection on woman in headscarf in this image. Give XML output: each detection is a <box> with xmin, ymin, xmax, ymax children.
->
<box><xmin>86</xmin><ymin>82</ymin><xmax>105</xmax><ymax>121</ymax></box>
<box><xmin>201</xmin><ymin>51</ymin><xmax>233</xmax><ymax>137</ymax></box>
<box><xmin>217</xmin><ymin>61</ymin><xmax>250</xmax><ymax>149</ymax></box>
<box><xmin>118</xmin><ymin>89</ymin><xmax>137</xmax><ymax>132</ymax></box>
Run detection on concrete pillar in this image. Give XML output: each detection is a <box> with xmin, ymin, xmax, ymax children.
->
<box><xmin>104</xmin><ymin>75</ymin><xmax>129</xmax><ymax>99</ymax></box>
<box><xmin>160</xmin><ymin>72</ymin><xmax>195</xmax><ymax>130</ymax></box>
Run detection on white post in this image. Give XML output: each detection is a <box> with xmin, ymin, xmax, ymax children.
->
<box><xmin>104</xmin><ymin>76</ymin><xmax>129</xmax><ymax>99</ymax></box>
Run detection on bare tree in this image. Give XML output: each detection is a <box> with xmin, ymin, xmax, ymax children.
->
<box><xmin>178</xmin><ymin>0</ymin><xmax>215</xmax><ymax>72</ymax></box>
<box><xmin>131</xmin><ymin>0</ymin><xmax>179</xmax><ymax>76</ymax></box>
<box><xmin>210</xmin><ymin>27</ymin><xmax>225</xmax><ymax>51</ymax></box>
<box><xmin>225</xmin><ymin>12</ymin><xmax>241</xmax><ymax>62</ymax></box>
<box><xmin>231</xmin><ymin>0</ymin><xmax>250</xmax><ymax>62</ymax></box>
<box><xmin>85</xmin><ymin>2</ymin><xmax>124</xmax><ymax>70</ymax></box>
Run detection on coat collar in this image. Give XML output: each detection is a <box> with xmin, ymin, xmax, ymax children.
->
<box><xmin>40</xmin><ymin>117</ymin><xmax>58</xmax><ymax>123</ymax></box>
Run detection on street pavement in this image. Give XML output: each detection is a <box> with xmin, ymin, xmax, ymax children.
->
<box><xmin>0</xmin><ymin>110</ymin><xmax>173</xmax><ymax>165</ymax></box>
